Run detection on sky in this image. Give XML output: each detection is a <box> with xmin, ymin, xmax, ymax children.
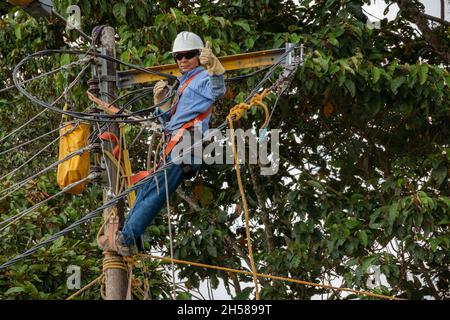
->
<box><xmin>363</xmin><ymin>0</ymin><xmax>449</xmax><ymax>21</ymax></box>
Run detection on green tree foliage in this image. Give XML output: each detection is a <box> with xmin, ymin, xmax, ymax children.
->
<box><xmin>0</xmin><ymin>0</ymin><xmax>448</xmax><ymax>299</ymax></box>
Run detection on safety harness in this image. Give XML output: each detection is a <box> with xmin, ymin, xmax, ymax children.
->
<box><xmin>130</xmin><ymin>70</ymin><xmax>210</xmax><ymax>184</ymax></box>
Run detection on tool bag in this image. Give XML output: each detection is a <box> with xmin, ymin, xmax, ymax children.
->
<box><xmin>57</xmin><ymin>122</ymin><xmax>90</xmax><ymax>194</ymax></box>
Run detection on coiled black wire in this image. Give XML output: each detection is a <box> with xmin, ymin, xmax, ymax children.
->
<box><xmin>13</xmin><ymin>49</ymin><xmax>179</xmax><ymax>123</ymax></box>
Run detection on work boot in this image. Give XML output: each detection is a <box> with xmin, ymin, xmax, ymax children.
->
<box><xmin>115</xmin><ymin>231</ymin><xmax>138</xmax><ymax>257</ymax></box>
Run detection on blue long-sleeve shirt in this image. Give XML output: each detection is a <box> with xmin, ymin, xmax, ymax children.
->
<box><xmin>156</xmin><ymin>66</ymin><xmax>226</xmax><ymax>134</ymax></box>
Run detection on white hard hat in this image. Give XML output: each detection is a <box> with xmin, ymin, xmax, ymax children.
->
<box><xmin>172</xmin><ymin>31</ymin><xmax>204</xmax><ymax>53</ymax></box>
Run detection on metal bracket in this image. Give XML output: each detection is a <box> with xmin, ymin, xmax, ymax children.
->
<box><xmin>271</xmin><ymin>44</ymin><xmax>303</xmax><ymax>95</ymax></box>
<box><xmin>100</xmin><ymin>75</ymin><xmax>116</xmax><ymax>83</ymax></box>
<box><xmin>116</xmin><ymin>47</ymin><xmax>287</xmax><ymax>88</ymax></box>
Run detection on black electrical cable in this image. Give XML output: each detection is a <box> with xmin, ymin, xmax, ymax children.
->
<box><xmin>0</xmin><ymin>122</ymin><xmax>81</xmax><ymax>182</ymax></box>
<box><xmin>225</xmin><ymin>66</ymin><xmax>271</xmax><ymax>83</ymax></box>
<box><xmin>0</xmin><ymin>122</ymin><xmax>71</xmax><ymax>156</ymax></box>
<box><xmin>13</xmin><ymin>47</ymin><xmax>296</xmax><ymax>123</ymax></box>
<box><xmin>13</xmin><ymin>49</ymin><xmax>179</xmax><ymax>122</ymax></box>
<box><xmin>245</xmin><ymin>45</ymin><xmax>298</xmax><ymax>103</ymax></box>
<box><xmin>0</xmin><ymin>173</ymin><xmax>94</xmax><ymax>231</ymax></box>
<box><xmin>0</xmin><ymin>58</ymin><xmax>89</xmax><ymax>94</ymax></box>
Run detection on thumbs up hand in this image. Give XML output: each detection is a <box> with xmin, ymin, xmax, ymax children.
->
<box><xmin>154</xmin><ymin>80</ymin><xmax>168</xmax><ymax>104</ymax></box>
<box><xmin>200</xmin><ymin>41</ymin><xmax>225</xmax><ymax>75</ymax></box>
<box><xmin>153</xmin><ymin>80</ymin><xmax>171</xmax><ymax>112</ymax></box>
<box><xmin>200</xmin><ymin>41</ymin><xmax>213</xmax><ymax>66</ymax></box>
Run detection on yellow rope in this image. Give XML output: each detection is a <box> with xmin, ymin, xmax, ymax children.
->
<box><xmin>249</xmin><ymin>89</ymin><xmax>270</xmax><ymax>129</ymax></box>
<box><xmin>141</xmin><ymin>259</ymin><xmax>150</xmax><ymax>300</ymax></box>
<box><xmin>228</xmin><ymin>118</ymin><xmax>260</xmax><ymax>300</ymax></box>
<box><xmin>103</xmin><ymin>253</ymin><xmax>129</xmax><ymax>273</ymax></box>
<box><xmin>66</xmin><ymin>274</ymin><xmax>104</xmax><ymax>300</ymax></box>
<box><xmin>66</xmin><ymin>247</ymin><xmax>128</xmax><ymax>301</ymax></box>
<box><xmin>223</xmin><ymin>89</ymin><xmax>405</xmax><ymax>301</ymax></box>
<box><xmin>123</xmin><ymin>256</ymin><xmax>136</xmax><ymax>300</ymax></box>
<box><xmin>115</xmin><ymin>127</ymin><xmax>123</xmax><ymax>195</ymax></box>
<box><xmin>122</xmin><ymin>129</ymin><xmax>136</xmax><ymax>207</ymax></box>
<box><xmin>226</xmin><ymin>90</ymin><xmax>272</xmax><ymax>301</ymax></box>
<box><xmin>227</xmin><ymin>89</ymin><xmax>271</xmax><ymax>126</ymax></box>
<box><xmin>140</xmin><ymin>254</ymin><xmax>405</xmax><ymax>301</ymax></box>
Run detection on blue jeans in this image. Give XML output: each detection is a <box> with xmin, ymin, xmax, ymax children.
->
<box><xmin>122</xmin><ymin>156</ymin><xmax>200</xmax><ymax>246</ymax></box>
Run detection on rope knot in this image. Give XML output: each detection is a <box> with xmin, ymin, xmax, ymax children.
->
<box><xmin>250</xmin><ymin>88</ymin><xmax>270</xmax><ymax>106</ymax></box>
<box><xmin>227</xmin><ymin>102</ymin><xmax>250</xmax><ymax>122</ymax></box>
<box><xmin>227</xmin><ymin>88</ymin><xmax>271</xmax><ymax>129</ymax></box>
<box><xmin>124</xmin><ymin>255</ymin><xmax>136</xmax><ymax>267</ymax></box>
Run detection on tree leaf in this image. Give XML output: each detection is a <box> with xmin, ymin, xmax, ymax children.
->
<box><xmin>233</xmin><ymin>287</ymin><xmax>253</xmax><ymax>300</ymax></box>
<box><xmin>5</xmin><ymin>286</ymin><xmax>25</xmax><ymax>295</ymax></box>
<box><xmin>357</xmin><ymin>231</ymin><xmax>369</xmax><ymax>247</ymax></box>
<box><xmin>233</xmin><ymin>20</ymin><xmax>251</xmax><ymax>32</ymax></box>
<box><xmin>325</xmin><ymin>0</ymin><xmax>336</xmax><ymax>8</ymax></box>
<box><xmin>344</xmin><ymin>79</ymin><xmax>355</xmax><ymax>97</ymax></box>
<box><xmin>419</xmin><ymin>63</ymin><xmax>428</xmax><ymax>85</ymax></box>
<box><xmin>199</xmin><ymin>14</ymin><xmax>208</xmax><ymax>28</ymax></box>
<box><xmin>14</xmin><ymin>24</ymin><xmax>22</xmax><ymax>40</ymax></box>
<box><xmin>388</xmin><ymin>202</ymin><xmax>398</xmax><ymax>225</ymax></box>
<box><xmin>390</xmin><ymin>76</ymin><xmax>405</xmax><ymax>94</ymax></box>
<box><xmin>361</xmin><ymin>256</ymin><xmax>376</xmax><ymax>273</ymax></box>
<box><xmin>306</xmin><ymin>180</ymin><xmax>324</xmax><ymax>191</ymax></box>
<box><xmin>207</xmin><ymin>244</ymin><xmax>217</xmax><ymax>257</ymax></box>
<box><xmin>432</xmin><ymin>166</ymin><xmax>447</xmax><ymax>187</ymax></box>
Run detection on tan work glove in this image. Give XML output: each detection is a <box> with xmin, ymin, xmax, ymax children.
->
<box><xmin>200</xmin><ymin>41</ymin><xmax>225</xmax><ymax>75</ymax></box>
<box><xmin>153</xmin><ymin>80</ymin><xmax>171</xmax><ymax>112</ymax></box>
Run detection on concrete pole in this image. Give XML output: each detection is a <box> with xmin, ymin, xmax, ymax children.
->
<box><xmin>99</xmin><ymin>26</ymin><xmax>128</xmax><ymax>300</ymax></box>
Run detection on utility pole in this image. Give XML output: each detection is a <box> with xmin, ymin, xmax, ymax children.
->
<box><xmin>97</xmin><ymin>26</ymin><xmax>128</xmax><ymax>300</ymax></box>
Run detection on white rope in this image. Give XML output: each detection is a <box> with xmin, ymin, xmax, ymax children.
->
<box><xmin>96</xmin><ymin>122</ymin><xmax>113</xmax><ymax>191</ymax></box>
<box><xmin>162</xmin><ymin>133</ymin><xmax>177</xmax><ymax>300</ymax></box>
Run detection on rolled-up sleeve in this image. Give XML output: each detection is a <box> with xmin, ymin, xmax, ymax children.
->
<box><xmin>162</xmin><ymin>67</ymin><xmax>226</xmax><ymax>133</ymax></box>
<box><xmin>195</xmin><ymin>73</ymin><xmax>226</xmax><ymax>102</ymax></box>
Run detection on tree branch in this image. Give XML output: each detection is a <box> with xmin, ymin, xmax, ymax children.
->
<box><xmin>393</xmin><ymin>0</ymin><xmax>450</xmax><ymax>64</ymax></box>
<box><xmin>176</xmin><ymin>188</ymin><xmax>202</xmax><ymax>212</ymax></box>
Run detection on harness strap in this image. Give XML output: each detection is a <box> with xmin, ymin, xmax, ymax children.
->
<box><xmin>130</xmin><ymin>70</ymin><xmax>207</xmax><ymax>185</ymax></box>
<box><xmin>130</xmin><ymin>107</ymin><xmax>211</xmax><ymax>185</ymax></box>
<box><xmin>163</xmin><ymin>108</ymin><xmax>211</xmax><ymax>157</ymax></box>
<box><xmin>169</xmin><ymin>70</ymin><xmax>203</xmax><ymax>116</ymax></box>
<box><xmin>99</xmin><ymin>132</ymin><xmax>120</xmax><ymax>158</ymax></box>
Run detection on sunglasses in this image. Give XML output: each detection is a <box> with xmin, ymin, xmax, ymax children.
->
<box><xmin>173</xmin><ymin>50</ymin><xmax>200</xmax><ymax>61</ymax></box>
